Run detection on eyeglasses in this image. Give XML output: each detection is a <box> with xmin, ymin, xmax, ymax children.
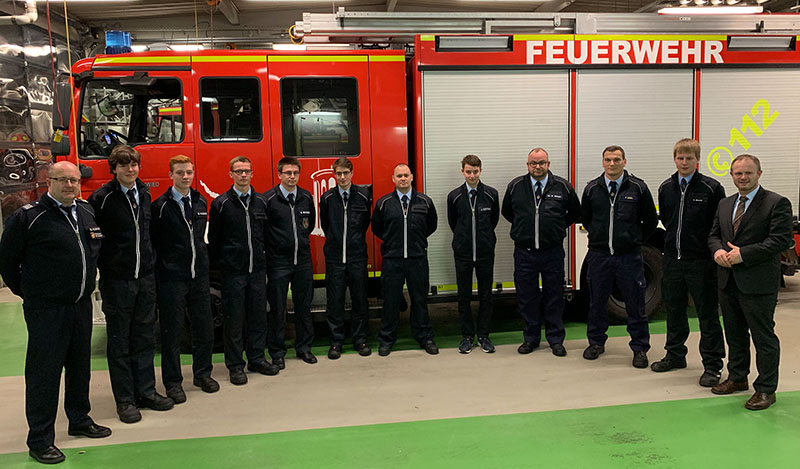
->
<box><xmin>49</xmin><ymin>177</ymin><xmax>80</xmax><ymax>185</ymax></box>
<box><xmin>527</xmin><ymin>160</ymin><xmax>549</xmax><ymax>167</ymax></box>
<box><xmin>231</xmin><ymin>169</ymin><xmax>252</xmax><ymax>175</ymax></box>
<box><xmin>281</xmin><ymin>170</ymin><xmax>300</xmax><ymax>176</ymax></box>
<box><xmin>334</xmin><ymin>170</ymin><xmax>351</xmax><ymax>177</ymax></box>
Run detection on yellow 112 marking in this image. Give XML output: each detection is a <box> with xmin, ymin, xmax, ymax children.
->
<box><xmin>707</xmin><ymin>99</ymin><xmax>779</xmax><ymax>177</ymax></box>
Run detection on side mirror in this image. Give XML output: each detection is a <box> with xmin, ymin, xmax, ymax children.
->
<box><xmin>53</xmin><ymin>78</ymin><xmax>72</xmax><ymax>131</ymax></box>
<box><xmin>79</xmin><ymin>164</ymin><xmax>92</xmax><ymax>179</ymax></box>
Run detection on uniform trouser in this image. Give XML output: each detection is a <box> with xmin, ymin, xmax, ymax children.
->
<box><xmin>514</xmin><ymin>245</ymin><xmax>566</xmax><ymax>345</ymax></box>
<box><xmin>222</xmin><ymin>270</ymin><xmax>268</xmax><ymax>370</ymax></box>
<box><xmin>267</xmin><ymin>261</ymin><xmax>314</xmax><ymax>358</ymax></box>
<box><xmin>379</xmin><ymin>257</ymin><xmax>434</xmax><ymax>347</ymax></box>
<box><xmin>662</xmin><ymin>256</ymin><xmax>725</xmax><ymax>372</ymax></box>
<box><xmin>719</xmin><ymin>279</ymin><xmax>780</xmax><ymax>394</ymax></box>
<box><xmin>586</xmin><ymin>250</ymin><xmax>650</xmax><ymax>352</ymax></box>
<box><xmin>24</xmin><ymin>298</ymin><xmax>93</xmax><ymax>451</ymax></box>
<box><xmin>455</xmin><ymin>256</ymin><xmax>494</xmax><ymax>339</ymax></box>
<box><xmin>325</xmin><ymin>259</ymin><xmax>369</xmax><ymax>347</ymax></box>
<box><xmin>157</xmin><ymin>276</ymin><xmax>214</xmax><ymax>389</ymax></box>
<box><xmin>100</xmin><ymin>273</ymin><xmax>157</xmax><ymax>404</ymax></box>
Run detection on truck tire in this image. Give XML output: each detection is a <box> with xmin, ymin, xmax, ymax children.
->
<box><xmin>607</xmin><ymin>245</ymin><xmax>663</xmax><ymax>324</ymax></box>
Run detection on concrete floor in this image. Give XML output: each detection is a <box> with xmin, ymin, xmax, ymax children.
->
<box><xmin>0</xmin><ymin>277</ymin><xmax>799</xmax><ymax>454</ymax></box>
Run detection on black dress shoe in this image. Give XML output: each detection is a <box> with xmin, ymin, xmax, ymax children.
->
<box><xmin>355</xmin><ymin>342</ymin><xmax>372</xmax><ymax>356</ymax></box>
<box><xmin>68</xmin><ymin>422</ymin><xmax>112</xmax><ymax>439</ymax></box>
<box><xmin>229</xmin><ymin>368</ymin><xmax>248</xmax><ymax>386</ymax></box>
<box><xmin>328</xmin><ymin>344</ymin><xmax>342</xmax><ymax>360</ymax></box>
<box><xmin>166</xmin><ymin>385</ymin><xmax>187</xmax><ymax>404</ymax></box>
<box><xmin>517</xmin><ymin>342</ymin><xmax>539</xmax><ymax>354</ymax></box>
<box><xmin>137</xmin><ymin>392</ymin><xmax>174</xmax><ymax>411</ymax></box>
<box><xmin>273</xmin><ymin>357</ymin><xmax>286</xmax><ymax>369</ymax></box>
<box><xmin>632</xmin><ymin>351</ymin><xmax>649</xmax><ymax>369</ymax></box>
<box><xmin>247</xmin><ymin>360</ymin><xmax>280</xmax><ymax>376</ymax></box>
<box><xmin>583</xmin><ymin>344</ymin><xmax>605</xmax><ymax>360</ymax></box>
<box><xmin>699</xmin><ymin>370</ymin><xmax>721</xmax><ymax>388</ymax></box>
<box><xmin>422</xmin><ymin>340</ymin><xmax>439</xmax><ymax>355</ymax></box>
<box><xmin>116</xmin><ymin>402</ymin><xmax>142</xmax><ymax>424</ymax></box>
<box><xmin>650</xmin><ymin>356</ymin><xmax>687</xmax><ymax>373</ymax></box>
<box><xmin>29</xmin><ymin>446</ymin><xmax>65</xmax><ymax>464</ymax></box>
<box><xmin>193</xmin><ymin>375</ymin><xmax>220</xmax><ymax>393</ymax></box>
<box><xmin>550</xmin><ymin>343</ymin><xmax>567</xmax><ymax>357</ymax></box>
<box><xmin>297</xmin><ymin>351</ymin><xmax>318</xmax><ymax>364</ymax></box>
<box><xmin>378</xmin><ymin>344</ymin><xmax>392</xmax><ymax>356</ymax></box>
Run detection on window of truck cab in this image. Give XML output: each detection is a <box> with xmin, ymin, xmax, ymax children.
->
<box><xmin>78</xmin><ymin>78</ymin><xmax>183</xmax><ymax>158</ymax></box>
<box><xmin>280</xmin><ymin>77</ymin><xmax>360</xmax><ymax>157</ymax></box>
<box><xmin>199</xmin><ymin>77</ymin><xmax>262</xmax><ymax>143</ymax></box>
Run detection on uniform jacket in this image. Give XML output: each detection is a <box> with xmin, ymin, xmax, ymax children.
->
<box><xmin>319</xmin><ymin>184</ymin><xmax>371</xmax><ymax>264</ymax></box>
<box><xmin>501</xmin><ymin>172</ymin><xmax>580</xmax><ymax>251</ymax></box>
<box><xmin>708</xmin><ymin>187</ymin><xmax>793</xmax><ymax>294</ymax></box>
<box><xmin>372</xmin><ymin>189</ymin><xmax>437</xmax><ymax>259</ymax></box>
<box><xmin>151</xmin><ymin>187</ymin><xmax>209</xmax><ymax>280</ymax></box>
<box><xmin>263</xmin><ymin>185</ymin><xmax>315</xmax><ymax>267</ymax></box>
<box><xmin>658</xmin><ymin>171</ymin><xmax>725</xmax><ymax>260</ymax></box>
<box><xmin>0</xmin><ymin>194</ymin><xmax>101</xmax><ymax>306</ymax></box>
<box><xmin>208</xmin><ymin>186</ymin><xmax>269</xmax><ymax>274</ymax></box>
<box><xmin>447</xmin><ymin>181</ymin><xmax>499</xmax><ymax>261</ymax></box>
<box><xmin>581</xmin><ymin>171</ymin><xmax>658</xmax><ymax>256</ymax></box>
<box><xmin>88</xmin><ymin>178</ymin><xmax>154</xmax><ymax>280</ymax></box>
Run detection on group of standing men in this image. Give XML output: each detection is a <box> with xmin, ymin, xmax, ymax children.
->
<box><xmin>0</xmin><ymin>137</ymin><xmax>793</xmax><ymax>465</ymax></box>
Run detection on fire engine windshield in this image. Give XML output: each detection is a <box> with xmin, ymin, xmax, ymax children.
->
<box><xmin>280</xmin><ymin>77</ymin><xmax>360</xmax><ymax>158</ymax></box>
<box><xmin>79</xmin><ymin>78</ymin><xmax>182</xmax><ymax>158</ymax></box>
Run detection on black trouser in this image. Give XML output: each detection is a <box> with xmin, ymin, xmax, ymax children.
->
<box><xmin>455</xmin><ymin>256</ymin><xmax>494</xmax><ymax>339</ymax></box>
<box><xmin>586</xmin><ymin>250</ymin><xmax>650</xmax><ymax>352</ymax></box>
<box><xmin>379</xmin><ymin>257</ymin><xmax>434</xmax><ymax>347</ymax></box>
<box><xmin>222</xmin><ymin>270</ymin><xmax>268</xmax><ymax>370</ymax></box>
<box><xmin>100</xmin><ymin>273</ymin><xmax>157</xmax><ymax>404</ymax></box>
<box><xmin>325</xmin><ymin>259</ymin><xmax>369</xmax><ymax>347</ymax></box>
<box><xmin>514</xmin><ymin>245</ymin><xmax>565</xmax><ymax>345</ymax></box>
<box><xmin>157</xmin><ymin>276</ymin><xmax>214</xmax><ymax>389</ymax></box>
<box><xmin>267</xmin><ymin>261</ymin><xmax>314</xmax><ymax>358</ymax></box>
<box><xmin>719</xmin><ymin>279</ymin><xmax>780</xmax><ymax>394</ymax></box>
<box><xmin>23</xmin><ymin>298</ymin><xmax>93</xmax><ymax>451</ymax></box>
<box><xmin>662</xmin><ymin>256</ymin><xmax>725</xmax><ymax>372</ymax></box>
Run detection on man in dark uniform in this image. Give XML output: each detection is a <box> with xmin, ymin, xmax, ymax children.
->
<box><xmin>208</xmin><ymin>156</ymin><xmax>278</xmax><ymax>386</ymax></box>
<box><xmin>447</xmin><ymin>154</ymin><xmax>500</xmax><ymax>354</ymax></box>
<box><xmin>652</xmin><ymin>139</ymin><xmax>726</xmax><ymax>387</ymax></box>
<box><xmin>319</xmin><ymin>157</ymin><xmax>372</xmax><ymax>359</ymax></box>
<box><xmin>580</xmin><ymin>145</ymin><xmax>658</xmax><ymax>368</ymax></box>
<box><xmin>151</xmin><ymin>155</ymin><xmax>219</xmax><ymax>403</ymax></box>
<box><xmin>265</xmin><ymin>156</ymin><xmax>317</xmax><ymax>367</ymax></box>
<box><xmin>709</xmin><ymin>154</ymin><xmax>793</xmax><ymax>410</ymax></box>
<box><xmin>88</xmin><ymin>145</ymin><xmax>174</xmax><ymax>423</ymax></box>
<box><xmin>502</xmin><ymin>148</ymin><xmax>581</xmax><ymax>357</ymax></box>
<box><xmin>372</xmin><ymin>163</ymin><xmax>439</xmax><ymax>357</ymax></box>
<box><xmin>0</xmin><ymin>161</ymin><xmax>111</xmax><ymax>464</ymax></box>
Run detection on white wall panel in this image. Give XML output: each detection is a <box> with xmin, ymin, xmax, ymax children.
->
<box><xmin>421</xmin><ymin>70</ymin><xmax>570</xmax><ymax>286</ymax></box>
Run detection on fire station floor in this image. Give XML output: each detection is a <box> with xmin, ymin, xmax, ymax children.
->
<box><xmin>0</xmin><ymin>278</ymin><xmax>799</xmax><ymax>468</ymax></box>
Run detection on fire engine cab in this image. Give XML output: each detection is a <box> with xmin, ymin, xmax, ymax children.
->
<box><xmin>53</xmin><ymin>12</ymin><xmax>800</xmax><ymax>322</ymax></box>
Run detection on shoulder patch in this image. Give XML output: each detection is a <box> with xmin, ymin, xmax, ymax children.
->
<box><xmin>22</xmin><ymin>201</ymin><xmax>39</xmax><ymax>210</ymax></box>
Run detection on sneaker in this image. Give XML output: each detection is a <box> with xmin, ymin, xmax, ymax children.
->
<box><xmin>458</xmin><ymin>337</ymin><xmax>473</xmax><ymax>354</ymax></box>
<box><xmin>477</xmin><ymin>336</ymin><xmax>495</xmax><ymax>353</ymax></box>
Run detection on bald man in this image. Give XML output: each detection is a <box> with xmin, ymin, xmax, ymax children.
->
<box><xmin>0</xmin><ymin>162</ymin><xmax>111</xmax><ymax>464</ymax></box>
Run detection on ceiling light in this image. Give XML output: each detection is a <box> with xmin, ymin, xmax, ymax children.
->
<box><xmin>273</xmin><ymin>44</ymin><xmax>307</xmax><ymax>51</ymax></box>
<box><xmin>658</xmin><ymin>5</ymin><xmax>763</xmax><ymax>14</ymax></box>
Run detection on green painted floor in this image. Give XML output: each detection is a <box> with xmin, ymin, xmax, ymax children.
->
<box><xmin>0</xmin><ymin>391</ymin><xmax>797</xmax><ymax>468</ymax></box>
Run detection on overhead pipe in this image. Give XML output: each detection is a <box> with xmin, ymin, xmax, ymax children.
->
<box><xmin>0</xmin><ymin>0</ymin><xmax>38</xmax><ymax>26</ymax></box>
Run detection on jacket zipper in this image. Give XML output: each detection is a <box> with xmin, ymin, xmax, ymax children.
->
<box><xmin>243</xmin><ymin>197</ymin><xmax>253</xmax><ymax>274</ymax></box>
<box><xmin>608</xmin><ymin>188</ymin><xmax>616</xmax><ymax>255</ymax></box>
<box><xmin>402</xmin><ymin>198</ymin><xmax>408</xmax><ymax>259</ymax></box>
<box><xmin>470</xmin><ymin>193</ymin><xmax>477</xmax><ymax>262</ymax></box>
<box><xmin>63</xmin><ymin>209</ymin><xmax>87</xmax><ymax>302</ymax></box>
<box><xmin>291</xmin><ymin>203</ymin><xmax>299</xmax><ymax>266</ymax></box>
<box><xmin>676</xmin><ymin>185</ymin><xmax>686</xmax><ymax>260</ymax></box>
<box><xmin>178</xmin><ymin>199</ymin><xmax>197</xmax><ymax>279</ymax></box>
<box><xmin>342</xmin><ymin>196</ymin><xmax>348</xmax><ymax>264</ymax></box>
<box><xmin>125</xmin><ymin>191</ymin><xmax>141</xmax><ymax>279</ymax></box>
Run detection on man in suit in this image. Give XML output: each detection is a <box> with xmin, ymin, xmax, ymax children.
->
<box><xmin>0</xmin><ymin>161</ymin><xmax>111</xmax><ymax>464</ymax></box>
<box><xmin>448</xmin><ymin>154</ymin><xmax>500</xmax><ymax>354</ymax></box>
<box><xmin>708</xmin><ymin>154</ymin><xmax>793</xmax><ymax>410</ymax></box>
<box><xmin>502</xmin><ymin>148</ymin><xmax>581</xmax><ymax>357</ymax></box>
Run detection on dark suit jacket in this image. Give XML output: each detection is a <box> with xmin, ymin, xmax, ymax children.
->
<box><xmin>708</xmin><ymin>186</ymin><xmax>793</xmax><ymax>294</ymax></box>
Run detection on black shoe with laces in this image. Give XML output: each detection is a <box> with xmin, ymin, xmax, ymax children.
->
<box><xmin>583</xmin><ymin>344</ymin><xmax>605</xmax><ymax>360</ymax></box>
<box><xmin>458</xmin><ymin>337</ymin><xmax>473</xmax><ymax>354</ymax></box>
<box><xmin>650</xmin><ymin>356</ymin><xmax>687</xmax><ymax>372</ymax></box>
<box><xmin>328</xmin><ymin>344</ymin><xmax>342</xmax><ymax>360</ymax></box>
<box><xmin>478</xmin><ymin>336</ymin><xmax>495</xmax><ymax>353</ymax></box>
<box><xmin>632</xmin><ymin>351</ymin><xmax>649</xmax><ymax>369</ymax></box>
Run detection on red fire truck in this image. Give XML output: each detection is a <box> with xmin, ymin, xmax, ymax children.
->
<box><xmin>53</xmin><ymin>28</ymin><xmax>800</xmax><ymax>323</ymax></box>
